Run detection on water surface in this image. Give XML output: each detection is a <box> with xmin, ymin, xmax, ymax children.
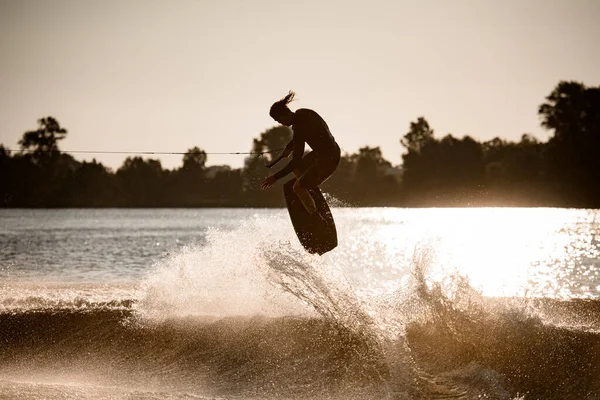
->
<box><xmin>1</xmin><ymin>207</ymin><xmax>599</xmax><ymax>399</ymax></box>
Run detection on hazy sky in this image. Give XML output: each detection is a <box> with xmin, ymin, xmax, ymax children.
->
<box><xmin>1</xmin><ymin>0</ymin><xmax>598</xmax><ymax>170</ymax></box>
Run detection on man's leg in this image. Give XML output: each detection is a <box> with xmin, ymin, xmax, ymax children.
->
<box><xmin>290</xmin><ymin>152</ymin><xmax>318</xmax><ymax>214</ymax></box>
<box><xmin>295</xmin><ymin>150</ymin><xmax>340</xmax><ymax>214</ymax></box>
<box><xmin>293</xmin><ymin>178</ymin><xmax>317</xmax><ymax>214</ymax></box>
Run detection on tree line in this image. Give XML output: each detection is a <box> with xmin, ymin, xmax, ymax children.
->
<box><xmin>1</xmin><ymin>81</ymin><xmax>598</xmax><ymax>208</ymax></box>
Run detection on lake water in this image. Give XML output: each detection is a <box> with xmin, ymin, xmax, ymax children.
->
<box><xmin>1</xmin><ymin>208</ymin><xmax>599</xmax><ymax>399</ymax></box>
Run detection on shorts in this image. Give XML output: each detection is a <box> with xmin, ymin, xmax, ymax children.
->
<box><xmin>296</xmin><ymin>145</ymin><xmax>341</xmax><ymax>189</ymax></box>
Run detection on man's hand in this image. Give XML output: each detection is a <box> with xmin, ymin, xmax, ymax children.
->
<box><xmin>261</xmin><ymin>175</ymin><xmax>277</xmax><ymax>190</ymax></box>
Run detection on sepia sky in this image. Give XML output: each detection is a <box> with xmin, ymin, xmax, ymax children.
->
<box><xmin>1</xmin><ymin>0</ymin><xmax>598</xmax><ymax>170</ymax></box>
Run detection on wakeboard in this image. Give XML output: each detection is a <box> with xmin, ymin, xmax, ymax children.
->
<box><xmin>283</xmin><ymin>178</ymin><xmax>337</xmax><ymax>255</ymax></box>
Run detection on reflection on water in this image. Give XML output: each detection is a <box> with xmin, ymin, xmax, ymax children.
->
<box><xmin>1</xmin><ymin>208</ymin><xmax>599</xmax><ymax>299</ymax></box>
<box><xmin>336</xmin><ymin>208</ymin><xmax>600</xmax><ymax>298</ymax></box>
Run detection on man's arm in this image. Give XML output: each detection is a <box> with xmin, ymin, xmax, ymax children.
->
<box><xmin>283</xmin><ymin>139</ymin><xmax>294</xmax><ymax>156</ymax></box>
<box><xmin>274</xmin><ymin>138</ymin><xmax>305</xmax><ymax>180</ymax></box>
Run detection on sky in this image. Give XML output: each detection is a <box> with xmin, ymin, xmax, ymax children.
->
<box><xmin>1</xmin><ymin>0</ymin><xmax>598</xmax><ymax>170</ymax></box>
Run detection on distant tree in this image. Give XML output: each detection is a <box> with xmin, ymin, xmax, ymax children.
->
<box><xmin>174</xmin><ymin>147</ymin><xmax>209</xmax><ymax>206</ymax></box>
<box><xmin>434</xmin><ymin>135</ymin><xmax>485</xmax><ymax>202</ymax></box>
<box><xmin>3</xmin><ymin>81</ymin><xmax>598</xmax><ymax>208</ymax></box>
<box><xmin>539</xmin><ymin>82</ymin><xmax>598</xmax><ymax>141</ymax></box>
<box><xmin>402</xmin><ymin>117</ymin><xmax>486</xmax><ymax>205</ymax></box>
<box><xmin>71</xmin><ymin>159</ymin><xmax>114</xmax><ymax>206</ymax></box>
<box><xmin>401</xmin><ymin>118</ymin><xmax>437</xmax><ymax>203</ymax></box>
<box><xmin>19</xmin><ymin>117</ymin><xmax>67</xmax><ymax>163</ymax></box>
<box><xmin>204</xmin><ymin>166</ymin><xmax>245</xmax><ymax>206</ymax></box>
<box><xmin>0</xmin><ymin>145</ymin><xmax>13</xmax><ymax>205</ymax></box>
<box><xmin>42</xmin><ymin>153</ymin><xmax>81</xmax><ymax>206</ymax></box>
<box><xmin>539</xmin><ymin>81</ymin><xmax>600</xmax><ymax>206</ymax></box>
<box><xmin>182</xmin><ymin>146</ymin><xmax>207</xmax><ymax>171</ymax></box>
<box><xmin>354</xmin><ymin>147</ymin><xmax>390</xmax><ymax>179</ymax></box>
<box><xmin>351</xmin><ymin>146</ymin><xmax>396</xmax><ymax>204</ymax></box>
<box><xmin>116</xmin><ymin>157</ymin><xmax>165</xmax><ymax>206</ymax></box>
<box><xmin>401</xmin><ymin>117</ymin><xmax>434</xmax><ymax>153</ymax></box>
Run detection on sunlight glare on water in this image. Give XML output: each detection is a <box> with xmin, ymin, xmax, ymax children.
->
<box><xmin>1</xmin><ymin>208</ymin><xmax>599</xmax><ymax>301</ymax></box>
<box><xmin>338</xmin><ymin>208</ymin><xmax>600</xmax><ymax>299</ymax></box>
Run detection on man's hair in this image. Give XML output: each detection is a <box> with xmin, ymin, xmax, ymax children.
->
<box><xmin>269</xmin><ymin>90</ymin><xmax>296</xmax><ymax>119</ymax></box>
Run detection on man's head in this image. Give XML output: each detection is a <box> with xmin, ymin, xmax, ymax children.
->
<box><xmin>269</xmin><ymin>90</ymin><xmax>296</xmax><ymax>126</ymax></box>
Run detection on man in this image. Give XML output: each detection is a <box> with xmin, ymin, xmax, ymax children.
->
<box><xmin>261</xmin><ymin>91</ymin><xmax>341</xmax><ymax>214</ymax></box>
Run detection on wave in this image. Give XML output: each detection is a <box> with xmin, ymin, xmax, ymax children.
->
<box><xmin>1</xmin><ymin>300</ymin><xmax>600</xmax><ymax>399</ymax></box>
<box><xmin>0</xmin><ymin>309</ymin><xmax>390</xmax><ymax>399</ymax></box>
<box><xmin>2</xmin><ymin>222</ymin><xmax>600</xmax><ymax>399</ymax></box>
<box><xmin>3</xmin><ymin>290</ymin><xmax>600</xmax><ymax>398</ymax></box>
<box><xmin>405</xmin><ymin>250</ymin><xmax>600</xmax><ymax>399</ymax></box>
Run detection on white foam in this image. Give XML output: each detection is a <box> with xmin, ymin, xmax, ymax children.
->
<box><xmin>0</xmin><ymin>282</ymin><xmax>136</xmax><ymax>312</ymax></box>
<box><xmin>134</xmin><ymin>214</ymin><xmax>315</xmax><ymax>320</ymax></box>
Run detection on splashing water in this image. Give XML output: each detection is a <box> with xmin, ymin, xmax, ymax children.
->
<box><xmin>4</xmin><ymin>208</ymin><xmax>600</xmax><ymax>399</ymax></box>
<box><xmin>134</xmin><ymin>214</ymin><xmax>314</xmax><ymax>320</ymax></box>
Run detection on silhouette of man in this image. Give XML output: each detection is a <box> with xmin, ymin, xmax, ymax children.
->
<box><xmin>261</xmin><ymin>91</ymin><xmax>341</xmax><ymax>214</ymax></box>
